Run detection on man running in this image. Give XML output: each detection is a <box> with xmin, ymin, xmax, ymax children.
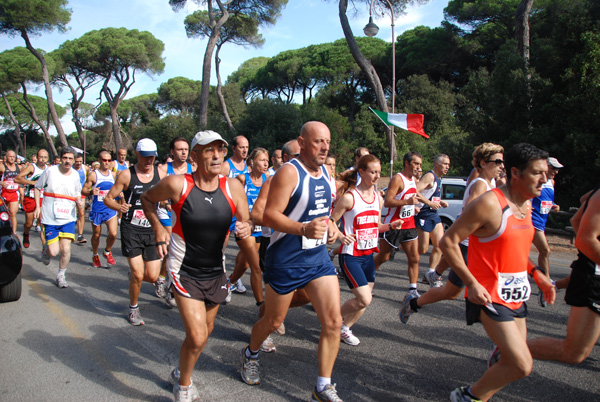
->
<box><xmin>15</xmin><ymin>149</ymin><xmax>48</xmax><ymax>248</ymax></box>
<box><xmin>268</xmin><ymin>149</ymin><xmax>283</xmax><ymax>176</ymax></box>
<box><xmin>527</xmin><ymin>185</ymin><xmax>600</xmax><ymax>364</ymax></box>
<box><xmin>240</xmin><ymin>121</ymin><xmax>343</xmax><ymax>402</ymax></box>
<box><xmin>111</xmin><ymin>147</ymin><xmax>130</xmax><ymax>174</ymax></box>
<box><xmin>0</xmin><ymin>150</ymin><xmax>22</xmax><ymax>233</ymax></box>
<box><xmin>375</xmin><ymin>151</ymin><xmax>423</xmax><ymax>296</ymax></box>
<box><xmin>415</xmin><ymin>154</ymin><xmax>450</xmax><ymax>287</ymax></box>
<box><xmin>34</xmin><ymin>147</ymin><xmax>83</xmax><ymax>288</ymax></box>
<box><xmin>104</xmin><ymin>138</ymin><xmax>165</xmax><ymax>326</ymax></box>
<box><xmin>81</xmin><ymin>150</ymin><xmax>118</xmax><ymax>268</ymax></box>
<box><xmin>142</xmin><ymin>130</ymin><xmax>252</xmax><ymax>402</ymax></box>
<box><xmin>73</xmin><ymin>153</ymin><xmax>89</xmax><ymax>244</ymax></box>
<box><xmin>440</xmin><ymin>143</ymin><xmax>556</xmax><ymax>402</ymax></box>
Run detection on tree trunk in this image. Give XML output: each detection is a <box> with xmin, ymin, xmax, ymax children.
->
<box><xmin>198</xmin><ymin>2</ymin><xmax>230</xmax><ymax>128</ymax></box>
<box><xmin>2</xmin><ymin>94</ymin><xmax>25</xmax><ymax>155</ymax></box>
<box><xmin>20</xmin><ymin>85</ymin><xmax>59</xmax><ymax>159</ymax></box>
<box><xmin>516</xmin><ymin>0</ymin><xmax>534</xmax><ymax>134</ymax></box>
<box><xmin>108</xmin><ymin>103</ymin><xmax>122</xmax><ymax>152</ymax></box>
<box><xmin>215</xmin><ymin>43</ymin><xmax>235</xmax><ymax>131</ymax></box>
<box><xmin>20</xmin><ymin>29</ymin><xmax>68</xmax><ymax>148</ymax></box>
<box><xmin>338</xmin><ymin>0</ymin><xmax>396</xmax><ymax>166</ymax></box>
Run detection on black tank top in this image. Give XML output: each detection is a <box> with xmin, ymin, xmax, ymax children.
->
<box><xmin>171</xmin><ymin>174</ymin><xmax>234</xmax><ymax>280</ymax></box>
<box><xmin>122</xmin><ymin>165</ymin><xmax>160</xmax><ymax>233</ymax></box>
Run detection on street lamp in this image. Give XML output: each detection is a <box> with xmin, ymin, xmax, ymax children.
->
<box><xmin>364</xmin><ymin>0</ymin><xmax>396</xmax><ymax>177</ymax></box>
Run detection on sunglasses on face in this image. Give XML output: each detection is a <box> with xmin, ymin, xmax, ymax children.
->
<box><xmin>486</xmin><ymin>159</ymin><xmax>504</xmax><ymax>165</ymax></box>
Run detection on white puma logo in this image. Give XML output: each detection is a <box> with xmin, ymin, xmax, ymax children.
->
<box><xmin>205</xmin><ymin>197</ymin><xmax>213</xmax><ymax>204</ymax></box>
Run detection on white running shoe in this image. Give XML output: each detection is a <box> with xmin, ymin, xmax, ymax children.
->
<box><xmin>340</xmin><ymin>326</ymin><xmax>360</xmax><ymax>346</ymax></box>
<box><xmin>173</xmin><ymin>381</ymin><xmax>199</xmax><ymax>402</ymax></box>
<box><xmin>426</xmin><ymin>271</ymin><xmax>443</xmax><ymax>288</ymax></box>
<box><xmin>260</xmin><ymin>335</ymin><xmax>276</xmax><ymax>353</ymax></box>
<box><xmin>128</xmin><ymin>307</ymin><xmax>144</xmax><ymax>326</ymax></box>
<box><xmin>234</xmin><ymin>278</ymin><xmax>247</xmax><ymax>294</ymax></box>
<box><xmin>56</xmin><ymin>275</ymin><xmax>68</xmax><ymax>288</ymax></box>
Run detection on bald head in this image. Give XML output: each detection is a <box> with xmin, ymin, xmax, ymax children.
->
<box><xmin>282</xmin><ymin>140</ymin><xmax>300</xmax><ymax>162</ymax></box>
<box><xmin>298</xmin><ymin>121</ymin><xmax>330</xmax><ymax>168</ymax></box>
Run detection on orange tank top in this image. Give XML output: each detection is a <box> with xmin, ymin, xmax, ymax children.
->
<box><xmin>466</xmin><ymin>188</ymin><xmax>534</xmax><ymax>309</ymax></box>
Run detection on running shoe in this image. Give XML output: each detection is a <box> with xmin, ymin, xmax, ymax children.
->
<box><xmin>420</xmin><ymin>274</ymin><xmax>430</xmax><ymax>284</ymax></box>
<box><xmin>92</xmin><ymin>255</ymin><xmax>101</xmax><ymax>268</ymax></box>
<box><xmin>128</xmin><ymin>307</ymin><xmax>145</xmax><ymax>326</ymax></box>
<box><xmin>23</xmin><ymin>233</ymin><xmax>30</xmax><ymax>248</ymax></box>
<box><xmin>399</xmin><ymin>292</ymin><xmax>418</xmax><ymax>324</ymax></box>
<box><xmin>426</xmin><ymin>270</ymin><xmax>443</xmax><ymax>288</ymax></box>
<box><xmin>56</xmin><ymin>275</ymin><xmax>68</xmax><ymax>288</ymax></box>
<box><xmin>275</xmin><ymin>321</ymin><xmax>286</xmax><ymax>335</ymax></box>
<box><xmin>340</xmin><ymin>326</ymin><xmax>360</xmax><ymax>346</ymax></box>
<box><xmin>225</xmin><ymin>278</ymin><xmax>236</xmax><ymax>303</ymax></box>
<box><xmin>169</xmin><ymin>367</ymin><xmax>180</xmax><ymax>385</ymax></box>
<box><xmin>103</xmin><ymin>250</ymin><xmax>116</xmax><ymax>266</ymax></box>
<box><xmin>409</xmin><ymin>288</ymin><xmax>421</xmax><ymax>298</ymax></box>
<box><xmin>76</xmin><ymin>234</ymin><xmax>87</xmax><ymax>244</ymax></box>
<box><xmin>450</xmin><ymin>386</ymin><xmax>482</xmax><ymax>402</ymax></box>
<box><xmin>312</xmin><ymin>383</ymin><xmax>343</xmax><ymax>402</ymax></box>
<box><xmin>166</xmin><ymin>290</ymin><xmax>177</xmax><ymax>308</ymax></box>
<box><xmin>240</xmin><ymin>346</ymin><xmax>260</xmax><ymax>385</ymax></box>
<box><xmin>234</xmin><ymin>278</ymin><xmax>247</xmax><ymax>294</ymax></box>
<box><xmin>173</xmin><ymin>382</ymin><xmax>199</xmax><ymax>402</ymax></box>
<box><xmin>42</xmin><ymin>246</ymin><xmax>50</xmax><ymax>266</ymax></box>
<box><xmin>260</xmin><ymin>335</ymin><xmax>276</xmax><ymax>353</ymax></box>
<box><xmin>487</xmin><ymin>344</ymin><xmax>501</xmax><ymax>368</ymax></box>
<box><xmin>154</xmin><ymin>278</ymin><xmax>167</xmax><ymax>299</ymax></box>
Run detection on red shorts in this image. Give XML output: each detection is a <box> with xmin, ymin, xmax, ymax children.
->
<box><xmin>1</xmin><ymin>190</ymin><xmax>19</xmax><ymax>203</ymax></box>
<box><xmin>23</xmin><ymin>196</ymin><xmax>41</xmax><ymax>213</ymax></box>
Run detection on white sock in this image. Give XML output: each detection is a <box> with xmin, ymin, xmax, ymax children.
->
<box><xmin>427</xmin><ymin>268</ymin><xmax>435</xmax><ymax>273</ymax></box>
<box><xmin>316</xmin><ymin>376</ymin><xmax>331</xmax><ymax>393</ymax></box>
<box><xmin>409</xmin><ymin>283</ymin><xmax>417</xmax><ymax>289</ymax></box>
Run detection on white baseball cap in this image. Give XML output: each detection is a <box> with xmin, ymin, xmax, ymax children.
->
<box><xmin>548</xmin><ymin>157</ymin><xmax>563</xmax><ymax>169</ymax></box>
<box><xmin>191</xmin><ymin>130</ymin><xmax>228</xmax><ymax>150</ymax></box>
<box><xmin>136</xmin><ymin>138</ymin><xmax>158</xmax><ymax>157</ymax></box>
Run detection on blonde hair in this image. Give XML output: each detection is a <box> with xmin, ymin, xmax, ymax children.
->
<box><xmin>472</xmin><ymin>143</ymin><xmax>504</xmax><ymax>169</ymax></box>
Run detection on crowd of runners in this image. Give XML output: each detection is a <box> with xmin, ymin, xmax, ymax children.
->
<box><xmin>3</xmin><ymin>120</ymin><xmax>599</xmax><ymax>402</ymax></box>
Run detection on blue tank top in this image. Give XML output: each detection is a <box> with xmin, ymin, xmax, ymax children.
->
<box><xmin>244</xmin><ymin>172</ymin><xmax>267</xmax><ymax>237</ymax></box>
<box><xmin>265</xmin><ymin>159</ymin><xmax>332</xmax><ymax>269</ymax></box>
<box><xmin>417</xmin><ymin>170</ymin><xmax>442</xmax><ymax>215</ymax></box>
<box><xmin>531</xmin><ymin>181</ymin><xmax>555</xmax><ymax>230</ymax></box>
<box><xmin>167</xmin><ymin>162</ymin><xmax>193</xmax><ymax>175</ymax></box>
<box><xmin>226</xmin><ymin>159</ymin><xmax>248</xmax><ymax>178</ymax></box>
<box><xmin>91</xmin><ymin>170</ymin><xmax>115</xmax><ymax>213</ymax></box>
<box><xmin>75</xmin><ymin>166</ymin><xmax>86</xmax><ymax>187</ymax></box>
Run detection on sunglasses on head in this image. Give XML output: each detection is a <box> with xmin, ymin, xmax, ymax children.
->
<box><xmin>486</xmin><ymin>159</ymin><xmax>504</xmax><ymax>165</ymax></box>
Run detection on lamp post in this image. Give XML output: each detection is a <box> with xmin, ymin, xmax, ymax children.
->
<box><xmin>364</xmin><ymin>0</ymin><xmax>396</xmax><ymax>177</ymax></box>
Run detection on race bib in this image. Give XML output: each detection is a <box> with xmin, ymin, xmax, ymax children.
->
<box><xmin>497</xmin><ymin>271</ymin><xmax>530</xmax><ymax>303</ymax></box>
<box><xmin>97</xmin><ymin>189</ymin><xmax>109</xmax><ymax>202</ymax></box>
<box><xmin>432</xmin><ymin>196</ymin><xmax>441</xmax><ymax>203</ymax></box>
<box><xmin>5</xmin><ymin>183</ymin><xmax>18</xmax><ymax>190</ymax></box>
<box><xmin>253</xmin><ymin>225</ymin><xmax>262</xmax><ymax>233</ymax></box>
<box><xmin>355</xmin><ymin>227</ymin><xmax>378</xmax><ymax>250</ymax></box>
<box><xmin>53</xmin><ymin>200</ymin><xmax>74</xmax><ymax>220</ymax></box>
<box><xmin>400</xmin><ymin>204</ymin><xmax>415</xmax><ymax>218</ymax></box>
<box><xmin>540</xmin><ymin>200</ymin><xmax>552</xmax><ymax>215</ymax></box>
<box><xmin>301</xmin><ymin>225</ymin><xmax>327</xmax><ymax>250</ymax></box>
<box><xmin>28</xmin><ymin>189</ymin><xmax>35</xmax><ymax>198</ymax></box>
<box><xmin>131</xmin><ymin>209</ymin><xmax>150</xmax><ymax>227</ymax></box>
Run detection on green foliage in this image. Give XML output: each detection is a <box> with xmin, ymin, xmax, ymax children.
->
<box><xmin>157</xmin><ymin>77</ymin><xmax>202</xmax><ymax>114</ymax></box>
<box><xmin>0</xmin><ymin>0</ymin><xmax>71</xmax><ymax>36</ymax></box>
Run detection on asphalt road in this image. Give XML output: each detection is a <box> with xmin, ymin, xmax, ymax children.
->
<box><xmin>1</xmin><ymin>211</ymin><xmax>598</xmax><ymax>401</ymax></box>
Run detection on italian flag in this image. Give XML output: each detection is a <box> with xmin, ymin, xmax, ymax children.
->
<box><xmin>370</xmin><ymin>107</ymin><xmax>429</xmax><ymax>138</ymax></box>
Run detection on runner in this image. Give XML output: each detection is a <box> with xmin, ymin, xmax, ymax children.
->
<box><xmin>15</xmin><ymin>149</ymin><xmax>48</xmax><ymax>248</ymax></box>
<box><xmin>0</xmin><ymin>150</ymin><xmax>21</xmax><ymax>234</ymax></box>
<box><xmin>415</xmin><ymin>154</ymin><xmax>450</xmax><ymax>286</ymax></box>
<box><xmin>400</xmin><ymin>143</ymin><xmax>504</xmax><ymax>323</ymax></box>
<box><xmin>34</xmin><ymin>147</ymin><xmax>83</xmax><ymax>288</ymax></box>
<box><xmin>440</xmin><ymin>143</ymin><xmax>555</xmax><ymax>402</ymax></box>
<box><xmin>73</xmin><ymin>153</ymin><xmax>89</xmax><ymax>244</ymax></box>
<box><xmin>527</xmin><ymin>185</ymin><xmax>600</xmax><ymax>364</ymax></box>
<box><xmin>268</xmin><ymin>149</ymin><xmax>282</xmax><ymax>176</ymax></box>
<box><xmin>141</xmin><ymin>130</ymin><xmax>252</xmax><ymax>402</ymax></box>
<box><xmin>331</xmin><ymin>154</ymin><xmax>403</xmax><ymax>346</ymax></box>
<box><xmin>111</xmin><ymin>147</ymin><xmax>130</xmax><ymax>174</ymax></box>
<box><xmin>227</xmin><ymin>147</ymin><xmax>269</xmax><ymax>307</ymax></box>
<box><xmin>104</xmin><ymin>138</ymin><xmax>166</xmax><ymax>326</ymax></box>
<box><xmin>375</xmin><ymin>151</ymin><xmax>423</xmax><ymax>296</ymax></box>
<box><xmin>81</xmin><ymin>150</ymin><xmax>118</xmax><ymax>268</ymax></box>
<box><xmin>240</xmin><ymin>121</ymin><xmax>344</xmax><ymax>402</ymax></box>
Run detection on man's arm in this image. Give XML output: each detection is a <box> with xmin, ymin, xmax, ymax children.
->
<box><xmin>228</xmin><ymin>177</ymin><xmax>252</xmax><ymax>240</ymax></box>
<box><xmin>141</xmin><ymin>175</ymin><xmax>183</xmax><ymax>258</ymax></box>
<box><xmin>104</xmin><ymin>169</ymin><xmax>131</xmax><ymax>213</ymax></box>
<box><xmin>81</xmin><ymin>171</ymin><xmax>97</xmax><ymax>197</ymax></box>
<box><xmin>14</xmin><ymin>165</ymin><xmax>34</xmax><ymax>186</ymax></box>
<box><xmin>574</xmin><ymin>189</ymin><xmax>600</xmax><ymax>264</ymax></box>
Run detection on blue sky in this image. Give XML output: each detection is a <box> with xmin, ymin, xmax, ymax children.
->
<box><xmin>0</xmin><ymin>0</ymin><xmax>448</xmax><ymax>133</ymax></box>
